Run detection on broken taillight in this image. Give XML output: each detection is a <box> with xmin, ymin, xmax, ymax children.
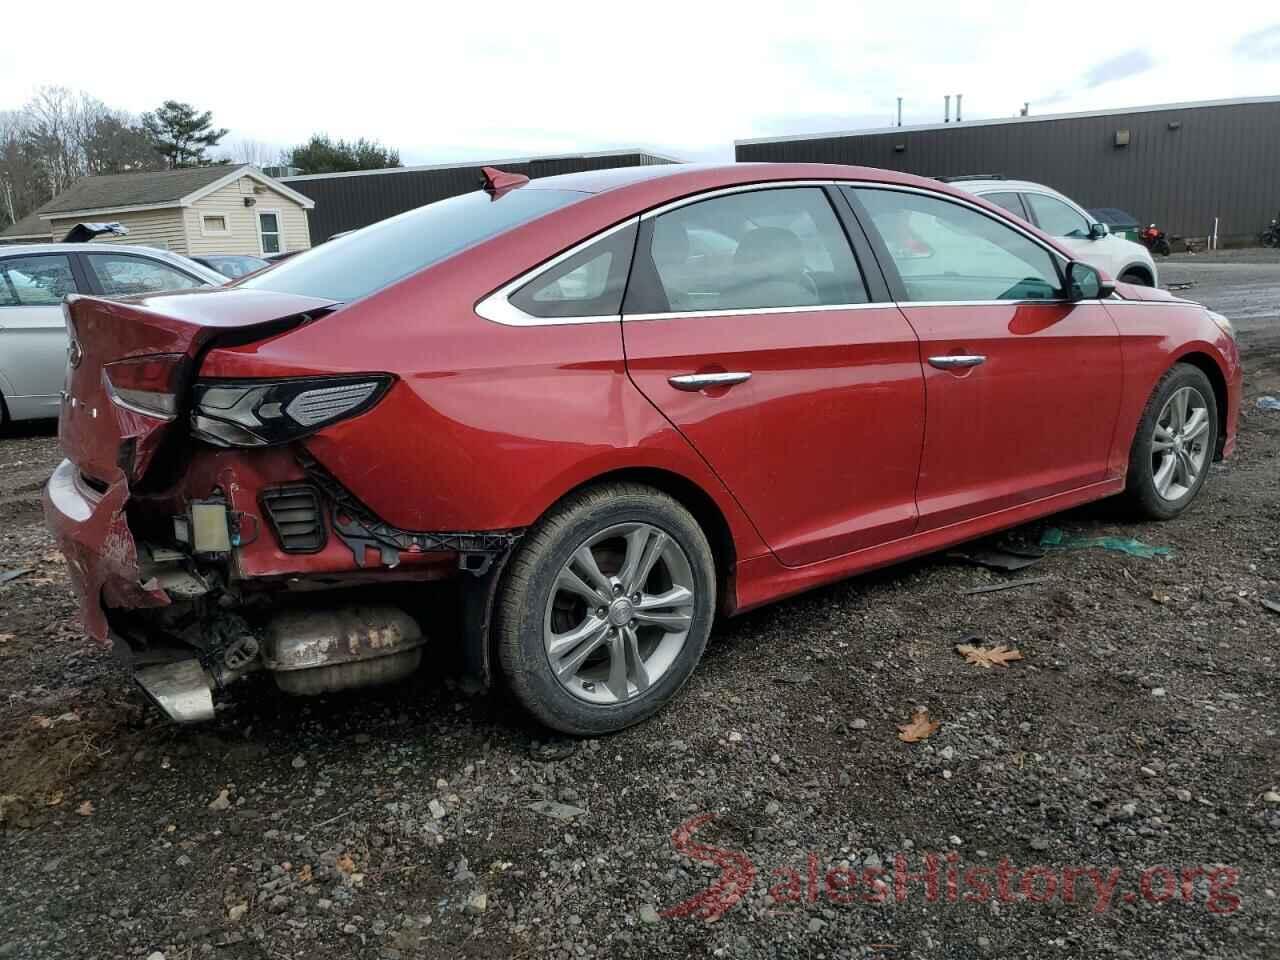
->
<box><xmin>190</xmin><ymin>375</ymin><xmax>392</xmax><ymax>447</ymax></box>
<box><xmin>104</xmin><ymin>354</ymin><xmax>188</xmax><ymax>420</ymax></box>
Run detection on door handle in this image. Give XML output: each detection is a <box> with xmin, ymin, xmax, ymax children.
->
<box><xmin>928</xmin><ymin>355</ymin><xmax>986</xmax><ymax>370</ymax></box>
<box><xmin>668</xmin><ymin>371</ymin><xmax>752</xmax><ymax>391</ymax></box>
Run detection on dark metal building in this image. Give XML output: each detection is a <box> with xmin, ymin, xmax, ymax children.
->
<box><xmin>281</xmin><ymin>149</ymin><xmax>678</xmax><ymax>243</ymax></box>
<box><xmin>736</xmin><ymin>96</ymin><xmax>1280</xmax><ymax>244</ymax></box>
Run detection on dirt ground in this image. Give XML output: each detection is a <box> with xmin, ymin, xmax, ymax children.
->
<box><xmin>2</xmin><ymin>255</ymin><xmax>1279</xmax><ymax>959</ymax></box>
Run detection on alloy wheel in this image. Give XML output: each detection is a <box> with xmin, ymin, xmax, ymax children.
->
<box><xmin>542</xmin><ymin>522</ymin><xmax>696</xmax><ymax>705</ymax></box>
<box><xmin>1151</xmin><ymin>385</ymin><xmax>1210</xmax><ymax>501</ymax></box>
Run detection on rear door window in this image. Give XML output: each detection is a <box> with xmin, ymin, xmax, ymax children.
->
<box><xmin>626</xmin><ymin>187</ymin><xmax>868</xmax><ymax>314</ymax></box>
<box><xmin>1023</xmin><ymin>193</ymin><xmax>1092</xmax><ymax>239</ymax></box>
<box><xmin>86</xmin><ymin>254</ymin><xmax>204</xmax><ymax>296</ymax></box>
<box><xmin>241</xmin><ymin>188</ymin><xmax>588</xmax><ymax>303</ymax></box>
<box><xmin>981</xmin><ymin>191</ymin><xmax>1028</xmax><ymax>220</ymax></box>
<box><xmin>0</xmin><ymin>254</ymin><xmax>77</xmax><ymax>306</ymax></box>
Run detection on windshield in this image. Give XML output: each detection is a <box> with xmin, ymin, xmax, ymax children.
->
<box><xmin>241</xmin><ymin>188</ymin><xmax>587</xmax><ymax>302</ymax></box>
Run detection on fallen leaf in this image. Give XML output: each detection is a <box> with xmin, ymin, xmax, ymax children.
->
<box><xmin>0</xmin><ymin>633</ymin><xmax>15</xmax><ymax>644</ymax></box>
<box><xmin>297</xmin><ymin>864</ymin><xmax>313</xmax><ymax>884</ymax></box>
<box><xmin>1151</xmin><ymin>591</ymin><xmax>1171</xmax><ymax>604</ymax></box>
<box><xmin>897</xmin><ymin>709</ymin><xmax>940</xmax><ymax>743</ymax></box>
<box><xmin>77</xmin><ymin>800</ymin><xmax>95</xmax><ymax>816</ymax></box>
<box><xmin>30</xmin><ymin>715</ymin><xmax>52</xmax><ymax>730</ymax></box>
<box><xmin>336</xmin><ymin>853</ymin><xmax>356</xmax><ymax>875</ymax></box>
<box><xmin>46</xmin><ymin>791</ymin><xmax>64</xmax><ymax>807</ymax></box>
<box><xmin>955</xmin><ymin>643</ymin><xmax>1025</xmax><ymax>669</ymax></box>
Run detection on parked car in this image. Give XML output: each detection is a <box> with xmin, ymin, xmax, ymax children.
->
<box><xmin>945</xmin><ymin>177</ymin><xmax>1158</xmax><ymax>286</ymax></box>
<box><xmin>0</xmin><ymin>244</ymin><xmax>226</xmax><ymax>423</ymax></box>
<box><xmin>44</xmin><ymin>163</ymin><xmax>1240</xmax><ymax>735</ymax></box>
<box><xmin>191</xmin><ymin>254</ymin><xmax>271</xmax><ymax>279</ymax></box>
<box><xmin>1087</xmin><ymin>208</ymin><xmax>1142</xmax><ymax>244</ymax></box>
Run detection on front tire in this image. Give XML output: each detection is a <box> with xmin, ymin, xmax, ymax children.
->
<box><xmin>496</xmin><ymin>482</ymin><xmax>716</xmax><ymax>735</ymax></box>
<box><xmin>1122</xmin><ymin>364</ymin><xmax>1218</xmax><ymax>520</ymax></box>
<box><xmin>1119</xmin><ymin>270</ymin><xmax>1153</xmax><ymax>286</ymax></box>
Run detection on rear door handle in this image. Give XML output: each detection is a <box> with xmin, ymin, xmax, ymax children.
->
<box><xmin>668</xmin><ymin>371</ymin><xmax>752</xmax><ymax>391</ymax></box>
<box><xmin>928</xmin><ymin>355</ymin><xmax>986</xmax><ymax>370</ymax></box>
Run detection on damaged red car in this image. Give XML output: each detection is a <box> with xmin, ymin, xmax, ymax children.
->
<box><xmin>44</xmin><ymin>163</ymin><xmax>1242</xmax><ymax>734</ymax></box>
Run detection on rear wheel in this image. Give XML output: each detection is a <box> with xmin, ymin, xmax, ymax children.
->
<box><xmin>1123</xmin><ymin>364</ymin><xmax>1218</xmax><ymax>520</ymax></box>
<box><xmin>496</xmin><ymin>482</ymin><xmax>716</xmax><ymax>735</ymax></box>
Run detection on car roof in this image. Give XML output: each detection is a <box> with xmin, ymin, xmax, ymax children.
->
<box><xmin>945</xmin><ymin>178</ymin><xmax>1064</xmax><ymax>195</ymax></box>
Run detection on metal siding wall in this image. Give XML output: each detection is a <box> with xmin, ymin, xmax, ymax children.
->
<box><xmin>737</xmin><ymin>102</ymin><xmax>1280</xmax><ymax>240</ymax></box>
<box><xmin>286</xmin><ymin>153</ymin><xmax>674</xmax><ymax>243</ymax></box>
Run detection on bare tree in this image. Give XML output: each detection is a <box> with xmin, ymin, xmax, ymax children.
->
<box><xmin>224</xmin><ymin>138</ymin><xmax>279</xmax><ymax>167</ymax></box>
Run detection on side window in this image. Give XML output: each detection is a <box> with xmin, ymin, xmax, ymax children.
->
<box><xmin>981</xmin><ymin>191</ymin><xmax>1028</xmax><ymax>220</ymax></box>
<box><xmin>0</xmin><ymin>255</ymin><xmax>78</xmax><ymax>306</ymax></box>
<box><xmin>1023</xmin><ymin>193</ymin><xmax>1092</xmax><ymax>239</ymax></box>
<box><xmin>86</xmin><ymin>254</ymin><xmax>204</xmax><ymax>297</ymax></box>
<box><xmin>851</xmin><ymin>188</ymin><xmax>1063</xmax><ymax>303</ymax></box>
<box><xmin>628</xmin><ymin>187</ymin><xmax>868</xmax><ymax>314</ymax></box>
<box><xmin>509</xmin><ymin>222</ymin><xmax>637</xmax><ymax>318</ymax></box>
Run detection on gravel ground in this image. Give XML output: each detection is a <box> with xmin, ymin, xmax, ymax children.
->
<box><xmin>1</xmin><ymin>262</ymin><xmax>1279</xmax><ymax>960</ymax></box>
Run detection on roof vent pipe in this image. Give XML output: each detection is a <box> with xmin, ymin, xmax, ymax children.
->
<box><xmin>897</xmin><ymin>97</ymin><xmax>903</xmax><ymax>127</ymax></box>
<box><xmin>945</xmin><ymin>95</ymin><xmax>951</xmax><ymax>122</ymax></box>
<box><xmin>956</xmin><ymin>94</ymin><xmax>963</xmax><ymax>122</ymax></box>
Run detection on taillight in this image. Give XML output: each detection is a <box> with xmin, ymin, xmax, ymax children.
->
<box><xmin>104</xmin><ymin>354</ymin><xmax>188</xmax><ymax>420</ymax></box>
<box><xmin>190</xmin><ymin>375</ymin><xmax>392</xmax><ymax>447</ymax></box>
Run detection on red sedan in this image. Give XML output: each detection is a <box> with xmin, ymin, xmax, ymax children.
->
<box><xmin>44</xmin><ymin>163</ymin><xmax>1241</xmax><ymax>734</ymax></box>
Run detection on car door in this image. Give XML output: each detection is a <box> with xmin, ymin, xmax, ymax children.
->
<box><xmin>82</xmin><ymin>251</ymin><xmax>207</xmax><ymax>297</ymax></box>
<box><xmin>846</xmin><ymin>186</ymin><xmax>1122</xmax><ymax>530</ymax></box>
<box><xmin>620</xmin><ymin>185</ymin><xmax>926</xmax><ymax>567</ymax></box>
<box><xmin>0</xmin><ymin>253</ymin><xmax>85</xmax><ymax>419</ymax></box>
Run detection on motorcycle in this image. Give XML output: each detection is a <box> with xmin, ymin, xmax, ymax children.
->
<box><xmin>1261</xmin><ymin>214</ymin><xmax>1280</xmax><ymax>248</ymax></box>
<box><xmin>1140</xmin><ymin>224</ymin><xmax>1172</xmax><ymax>257</ymax></box>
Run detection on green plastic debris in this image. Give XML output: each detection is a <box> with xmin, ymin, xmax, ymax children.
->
<box><xmin>1039</xmin><ymin>528</ymin><xmax>1171</xmax><ymax>558</ymax></box>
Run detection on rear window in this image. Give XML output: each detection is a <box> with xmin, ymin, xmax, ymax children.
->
<box><xmin>241</xmin><ymin>188</ymin><xmax>587</xmax><ymax>303</ymax></box>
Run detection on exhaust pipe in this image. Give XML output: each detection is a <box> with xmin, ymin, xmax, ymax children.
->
<box><xmin>135</xmin><ymin>660</ymin><xmax>216</xmax><ymax>723</ymax></box>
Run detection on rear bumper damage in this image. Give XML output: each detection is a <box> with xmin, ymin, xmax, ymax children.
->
<box><xmin>43</xmin><ymin>449</ymin><xmax>522</xmax><ymax>722</ymax></box>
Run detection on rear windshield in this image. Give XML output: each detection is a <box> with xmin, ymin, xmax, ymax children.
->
<box><xmin>240</xmin><ymin>188</ymin><xmax>587</xmax><ymax>302</ymax></box>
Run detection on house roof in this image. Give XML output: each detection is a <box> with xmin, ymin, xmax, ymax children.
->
<box><xmin>37</xmin><ymin>164</ymin><xmax>316</xmax><ymax>219</ymax></box>
<box><xmin>1</xmin><ymin>208</ymin><xmax>52</xmax><ymax>239</ymax></box>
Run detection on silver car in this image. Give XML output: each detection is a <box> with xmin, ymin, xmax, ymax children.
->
<box><xmin>0</xmin><ymin>243</ymin><xmax>226</xmax><ymax>423</ymax></box>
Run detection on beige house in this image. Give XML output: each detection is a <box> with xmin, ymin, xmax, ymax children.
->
<box><xmin>2</xmin><ymin>165</ymin><xmax>314</xmax><ymax>256</ymax></box>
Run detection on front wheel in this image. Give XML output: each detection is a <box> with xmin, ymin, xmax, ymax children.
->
<box><xmin>1154</xmin><ymin>239</ymin><xmax>1171</xmax><ymax>256</ymax></box>
<box><xmin>1122</xmin><ymin>364</ymin><xmax>1218</xmax><ymax>520</ymax></box>
<box><xmin>496</xmin><ymin>482</ymin><xmax>716</xmax><ymax>735</ymax></box>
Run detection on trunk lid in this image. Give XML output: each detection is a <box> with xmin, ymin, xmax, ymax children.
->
<box><xmin>61</xmin><ymin>287</ymin><xmax>337</xmax><ymax>483</ymax></box>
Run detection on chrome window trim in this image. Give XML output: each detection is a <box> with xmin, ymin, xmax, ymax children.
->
<box><xmin>624</xmin><ymin>301</ymin><xmax>888</xmax><ymax>322</ymax></box>
<box><xmin>638</xmin><ymin>180</ymin><xmax>844</xmax><ymax>220</ymax></box>
<box><xmin>474</xmin><ymin>217</ymin><xmax>640</xmax><ymax>327</ymax></box>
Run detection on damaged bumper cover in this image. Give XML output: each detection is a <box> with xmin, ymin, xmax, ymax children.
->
<box><xmin>42</xmin><ymin>459</ymin><xmax>170</xmax><ymax>642</ymax></box>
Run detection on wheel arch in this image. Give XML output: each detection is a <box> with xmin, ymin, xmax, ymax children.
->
<box><xmin>1172</xmin><ymin>350</ymin><xmax>1229</xmax><ymax>459</ymax></box>
<box><xmin>1118</xmin><ymin>263</ymin><xmax>1154</xmax><ymax>286</ymax></box>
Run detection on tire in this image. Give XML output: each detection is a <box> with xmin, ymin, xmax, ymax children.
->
<box><xmin>1154</xmin><ymin>239</ymin><xmax>1171</xmax><ymax>257</ymax></box>
<box><xmin>496</xmin><ymin>482</ymin><xmax>716</xmax><ymax>735</ymax></box>
<box><xmin>1119</xmin><ymin>270</ymin><xmax>1152</xmax><ymax>286</ymax></box>
<box><xmin>1122</xmin><ymin>364</ymin><xmax>1218</xmax><ymax>520</ymax></box>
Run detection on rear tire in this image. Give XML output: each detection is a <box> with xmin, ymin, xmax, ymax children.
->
<box><xmin>1122</xmin><ymin>364</ymin><xmax>1218</xmax><ymax>520</ymax></box>
<box><xmin>496</xmin><ymin>482</ymin><xmax>716</xmax><ymax>735</ymax></box>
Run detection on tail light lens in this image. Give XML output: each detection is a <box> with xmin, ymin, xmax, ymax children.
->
<box><xmin>104</xmin><ymin>354</ymin><xmax>188</xmax><ymax>420</ymax></box>
<box><xmin>191</xmin><ymin>375</ymin><xmax>392</xmax><ymax>447</ymax></box>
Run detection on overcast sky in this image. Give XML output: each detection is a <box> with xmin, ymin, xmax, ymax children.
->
<box><xmin>4</xmin><ymin>1</ymin><xmax>1277</xmax><ymax>165</ymax></box>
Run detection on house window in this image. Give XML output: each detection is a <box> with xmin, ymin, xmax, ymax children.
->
<box><xmin>201</xmin><ymin>214</ymin><xmax>229</xmax><ymax>236</ymax></box>
<box><xmin>258</xmin><ymin>211</ymin><xmax>282</xmax><ymax>255</ymax></box>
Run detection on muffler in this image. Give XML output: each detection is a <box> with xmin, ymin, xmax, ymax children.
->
<box><xmin>135</xmin><ymin>660</ymin><xmax>216</xmax><ymax>723</ymax></box>
<box><xmin>262</xmin><ymin>604</ymin><xmax>425</xmax><ymax>696</ymax></box>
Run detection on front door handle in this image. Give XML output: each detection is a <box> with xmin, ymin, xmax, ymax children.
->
<box><xmin>928</xmin><ymin>355</ymin><xmax>986</xmax><ymax>370</ymax></box>
<box><xmin>668</xmin><ymin>371</ymin><xmax>752</xmax><ymax>391</ymax></box>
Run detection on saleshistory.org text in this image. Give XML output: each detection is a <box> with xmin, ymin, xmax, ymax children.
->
<box><xmin>662</xmin><ymin>815</ymin><xmax>1243</xmax><ymax>922</ymax></box>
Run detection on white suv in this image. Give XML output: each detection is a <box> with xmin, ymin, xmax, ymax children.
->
<box><xmin>945</xmin><ymin>177</ymin><xmax>1158</xmax><ymax>287</ymax></box>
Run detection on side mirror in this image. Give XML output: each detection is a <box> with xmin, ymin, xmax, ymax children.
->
<box><xmin>1088</xmin><ymin>222</ymin><xmax>1109</xmax><ymax>240</ymax></box>
<box><xmin>1066</xmin><ymin>260</ymin><xmax>1115</xmax><ymax>301</ymax></box>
